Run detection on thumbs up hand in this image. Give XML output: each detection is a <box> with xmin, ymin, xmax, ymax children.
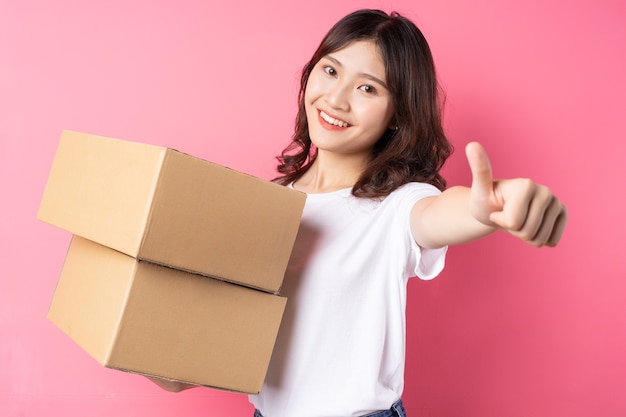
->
<box><xmin>465</xmin><ymin>142</ymin><xmax>567</xmax><ymax>247</ymax></box>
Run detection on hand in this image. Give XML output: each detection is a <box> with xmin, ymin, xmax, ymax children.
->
<box><xmin>465</xmin><ymin>142</ymin><xmax>567</xmax><ymax>247</ymax></box>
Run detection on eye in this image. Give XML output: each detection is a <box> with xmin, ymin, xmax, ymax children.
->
<box><xmin>359</xmin><ymin>84</ymin><xmax>378</xmax><ymax>94</ymax></box>
<box><xmin>323</xmin><ymin>65</ymin><xmax>337</xmax><ymax>76</ymax></box>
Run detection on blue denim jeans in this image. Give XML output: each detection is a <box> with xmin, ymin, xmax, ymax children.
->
<box><xmin>253</xmin><ymin>399</ymin><xmax>406</xmax><ymax>417</ymax></box>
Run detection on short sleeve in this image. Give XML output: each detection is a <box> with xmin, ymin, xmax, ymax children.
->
<box><xmin>394</xmin><ymin>183</ymin><xmax>448</xmax><ymax>280</ymax></box>
<box><xmin>409</xmin><ymin>236</ymin><xmax>447</xmax><ymax>280</ymax></box>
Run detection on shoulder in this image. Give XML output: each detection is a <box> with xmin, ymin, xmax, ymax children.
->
<box><xmin>385</xmin><ymin>182</ymin><xmax>442</xmax><ymax>205</ymax></box>
<box><xmin>366</xmin><ymin>182</ymin><xmax>442</xmax><ymax>225</ymax></box>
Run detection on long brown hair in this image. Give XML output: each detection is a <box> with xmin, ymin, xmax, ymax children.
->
<box><xmin>275</xmin><ymin>9</ymin><xmax>452</xmax><ymax>196</ymax></box>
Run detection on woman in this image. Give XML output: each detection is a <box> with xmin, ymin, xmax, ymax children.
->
<box><xmin>151</xmin><ymin>9</ymin><xmax>567</xmax><ymax>417</ymax></box>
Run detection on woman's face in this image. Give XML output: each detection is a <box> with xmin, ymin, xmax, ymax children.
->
<box><xmin>304</xmin><ymin>40</ymin><xmax>395</xmax><ymax>160</ymax></box>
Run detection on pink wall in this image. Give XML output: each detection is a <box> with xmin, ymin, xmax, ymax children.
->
<box><xmin>1</xmin><ymin>0</ymin><xmax>624</xmax><ymax>416</ymax></box>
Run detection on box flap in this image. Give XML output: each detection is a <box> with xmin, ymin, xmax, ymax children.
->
<box><xmin>140</xmin><ymin>149</ymin><xmax>305</xmax><ymax>292</ymax></box>
<box><xmin>108</xmin><ymin>260</ymin><xmax>287</xmax><ymax>394</ymax></box>
<box><xmin>38</xmin><ymin>131</ymin><xmax>166</xmax><ymax>257</ymax></box>
<box><xmin>47</xmin><ymin>236</ymin><xmax>136</xmax><ymax>364</ymax></box>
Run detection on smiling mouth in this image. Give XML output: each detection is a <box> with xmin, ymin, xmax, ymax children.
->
<box><xmin>320</xmin><ymin>110</ymin><xmax>349</xmax><ymax>128</ymax></box>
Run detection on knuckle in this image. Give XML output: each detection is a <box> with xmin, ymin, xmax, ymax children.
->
<box><xmin>540</xmin><ymin>186</ymin><xmax>555</xmax><ymax>204</ymax></box>
<box><xmin>505</xmin><ymin>211</ymin><xmax>526</xmax><ymax>231</ymax></box>
<box><xmin>519</xmin><ymin>178</ymin><xmax>535</xmax><ymax>193</ymax></box>
<box><xmin>519</xmin><ymin>229</ymin><xmax>536</xmax><ymax>242</ymax></box>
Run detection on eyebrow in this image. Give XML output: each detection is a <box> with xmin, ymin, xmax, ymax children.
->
<box><xmin>324</xmin><ymin>55</ymin><xmax>389</xmax><ymax>90</ymax></box>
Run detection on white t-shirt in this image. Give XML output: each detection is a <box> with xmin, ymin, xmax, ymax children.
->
<box><xmin>249</xmin><ymin>182</ymin><xmax>447</xmax><ymax>417</ymax></box>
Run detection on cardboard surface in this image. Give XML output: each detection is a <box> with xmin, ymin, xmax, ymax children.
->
<box><xmin>48</xmin><ymin>236</ymin><xmax>287</xmax><ymax>394</ymax></box>
<box><xmin>38</xmin><ymin>130</ymin><xmax>306</xmax><ymax>293</ymax></box>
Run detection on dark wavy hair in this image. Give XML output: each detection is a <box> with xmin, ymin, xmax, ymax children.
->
<box><xmin>274</xmin><ymin>9</ymin><xmax>452</xmax><ymax>196</ymax></box>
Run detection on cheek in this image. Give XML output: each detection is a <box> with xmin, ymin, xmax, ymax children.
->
<box><xmin>359</xmin><ymin>102</ymin><xmax>394</xmax><ymax>129</ymax></box>
<box><xmin>303</xmin><ymin>82</ymin><xmax>312</xmax><ymax>103</ymax></box>
<box><xmin>304</xmin><ymin>77</ymin><xmax>323</xmax><ymax>104</ymax></box>
<box><xmin>303</xmin><ymin>89</ymin><xmax>317</xmax><ymax>118</ymax></box>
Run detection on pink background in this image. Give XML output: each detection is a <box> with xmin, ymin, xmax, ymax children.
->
<box><xmin>1</xmin><ymin>0</ymin><xmax>625</xmax><ymax>416</ymax></box>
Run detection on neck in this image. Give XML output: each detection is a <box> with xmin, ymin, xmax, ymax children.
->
<box><xmin>294</xmin><ymin>151</ymin><xmax>369</xmax><ymax>193</ymax></box>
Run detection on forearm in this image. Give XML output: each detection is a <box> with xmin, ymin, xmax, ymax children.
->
<box><xmin>411</xmin><ymin>186</ymin><xmax>497</xmax><ymax>249</ymax></box>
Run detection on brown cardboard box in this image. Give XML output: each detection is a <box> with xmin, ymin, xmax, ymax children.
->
<box><xmin>48</xmin><ymin>235</ymin><xmax>287</xmax><ymax>394</ymax></box>
<box><xmin>38</xmin><ymin>130</ymin><xmax>305</xmax><ymax>293</ymax></box>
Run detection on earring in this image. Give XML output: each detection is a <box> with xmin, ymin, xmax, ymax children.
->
<box><xmin>394</xmin><ymin>125</ymin><xmax>399</xmax><ymax>131</ymax></box>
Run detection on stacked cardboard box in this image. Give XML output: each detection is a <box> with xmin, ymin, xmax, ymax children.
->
<box><xmin>38</xmin><ymin>131</ymin><xmax>306</xmax><ymax>394</ymax></box>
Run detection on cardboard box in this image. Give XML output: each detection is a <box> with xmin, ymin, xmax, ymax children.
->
<box><xmin>48</xmin><ymin>236</ymin><xmax>287</xmax><ymax>394</ymax></box>
<box><xmin>38</xmin><ymin>130</ymin><xmax>306</xmax><ymax>293</ymax></box>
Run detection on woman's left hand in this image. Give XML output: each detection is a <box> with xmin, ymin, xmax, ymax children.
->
<box><xmin>465</xmin><ymin>142</ymin><xmax>568</xmax><ymax>247</ymax></box>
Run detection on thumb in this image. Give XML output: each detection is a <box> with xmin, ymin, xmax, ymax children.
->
<box><xmin>465</xmin><ymin>141</ymin><xmax>493</xmax><ymax>196</ymax></box>
<box><xmin>465</xmin><ymin>142</ymin><xmax>500</xmax><ymax>225</ymax></box>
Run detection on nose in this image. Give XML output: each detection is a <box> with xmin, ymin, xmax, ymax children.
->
<box><xmin>325</xmin><ymin>81</ymin><xmax>350</xmax><ymax>111</ymax></box>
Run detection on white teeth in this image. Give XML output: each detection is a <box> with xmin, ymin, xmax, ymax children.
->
<box><xmin>320</xmin><ymin>111</ymin><xmax>348</xmax><ymax>127</ymax></box>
